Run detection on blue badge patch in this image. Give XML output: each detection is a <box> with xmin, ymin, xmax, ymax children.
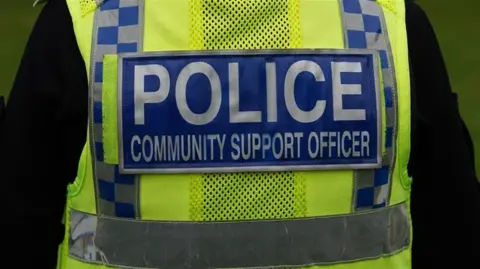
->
<box><xmin>118</xmin><ymin>50</ymin><xmax>382</xmax><ymax>174</ymax></box>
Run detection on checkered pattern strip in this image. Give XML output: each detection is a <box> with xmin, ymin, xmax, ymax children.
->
<box><xmin>89</xmin><ymin>0</ymin><xmax>144</xmax><ymax>218</ymax></box>
<box><xmin>340</xmin><ymin>0</ymin><xmax>397</xmax><ymax>211</ymax></box>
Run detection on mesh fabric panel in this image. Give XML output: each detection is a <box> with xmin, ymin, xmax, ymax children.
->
<box><xmin>79</xmin><ymin>0</ymin><xmax>102</xmax><ymax>16</ymax></box>
<box><xmin>190</xmin><ymin>0</ymin><xmax>302</xmax><ymax>50</ymax></box>
<box><xmin>189</xmin><ymin>0</ymin><xmax>306</xmax><ymax>222</ymax></box>
<box><xmin>190</xmin><ymin>172</ymin><xmax>306</xmax><ymax>221</ymax></box>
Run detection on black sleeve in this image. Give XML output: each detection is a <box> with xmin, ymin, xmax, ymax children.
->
<box><xmin>406</xmin><ymin>2</ymin><xmax>480</xmax><ymax>267</ymax></box>
<box><xmin>0</xmin><ymin>0</ymin><xmax>88</xmax><ymax>267</ymax></box>
<box><xmin>0</xmin><ymin>96</ymin><xmax>5</xmax><ymax>129</ymax></box>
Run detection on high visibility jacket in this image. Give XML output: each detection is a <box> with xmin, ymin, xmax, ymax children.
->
<box><xmin>59</xmin><ymin>0</ymin><xmax>412</xmax><ymax>268</ymax></box>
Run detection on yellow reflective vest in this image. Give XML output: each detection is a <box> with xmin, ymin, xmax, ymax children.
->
<box><xmin>59</xmin><ymin>0</ymin><xmax>413</xmax><ymax>268</ymax></box>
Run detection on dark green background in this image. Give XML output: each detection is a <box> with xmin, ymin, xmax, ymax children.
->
<box><xmin>1</xmin><ymin>1</ymin><xmax>479</xmax><ymax>177</ymax></box>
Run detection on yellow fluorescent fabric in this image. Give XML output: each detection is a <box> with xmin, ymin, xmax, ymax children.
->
<box><xmin>300</xmin><ymin>0</ymin><xmax>353</xmax><ymax>216</ymax></box>
<box><xmin>382</xmin><ymin>1</ymin><xmax>412</xmax><ymax>206</ymax></box>
<box><xmin>140</xmin><ymin>175</ymin><xmax>192</xmax><ymax>220</ymax></box>
<box><xmin>62</xmin><ymin>0</ymin><xmax>412</xmax><ymax>268</ymax></box>
<box><xmin>79</xmin><ymin>0</ymin><xmax>100</xmax><ymax>17</ymax></box>
<box><xmin>144</xmin><ymin>0</ymin><xmax>190</xmax><ymax>51</ymax></box>
<box><xmin>300</xmin><ymin>0</ymin><xmax>344</xmax><ymax>49</ymax></box>
<box><xmin>141</xmin><ymin>0</ymin><xmax>193</xmax><ymax>221</ymax></box>
<box><xmin>378</xmin><ymin>0</ymin><xmax>398</xmax><ymax>15</ymax></box>
<box><xmin>68</xmin><ymin>142</ymin><xmax>97</xmax><ymax>215</ymax></box>
<box><xmin>65</xmin><ymin>0</ymin><xmax>97</xmax><ymax>219</ymax></box>
<box><xmin>66</xmin><ymin>0</ymin><xmax>95</xmax><ymax>81</ymax></box>
<box><xmin>102</xmin><ymin>55</ymin><xmax>119</xmax><ymax>164</ymax></box>
<box><xmin>186</xmin><ymin>0</ymin><xmax>308</xmax><ymax>222</ymax></box>
<box><xmin>305</xmin><ymin>170</ymin><xmax>352</xmax><ymax>216</ymax></box>
<box><xmin>67</xmin><ymin>142</ymin><xmax>87</xmax><ymax>197</ymax></box>
<box><xmin>189</xmin><ymin>0</ymin><xmax>302</xmax><ymax>50</ymax></box>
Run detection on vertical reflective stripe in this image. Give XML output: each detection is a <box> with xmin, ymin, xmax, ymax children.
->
<box><xmin>89</xmin><ymin>0</ymin><xmax>145</xmax><ymax>218</ymax></box>
<box><xmin>340</xmin><ymin>0</ymin><xmax>398</xmax><ymax>211</ymax></box>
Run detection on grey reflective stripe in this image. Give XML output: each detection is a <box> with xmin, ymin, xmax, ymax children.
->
<box><xmin>339</xmin><ymin>0</ymin><xmax>399</xmax><ymax>211</ymax></box>
<box><xmin>69</xmin><ymin>203</ymin><xmax>410</xmax><ymax>269</ymax></box>
<box><xmin>88</xmin><ymin>0</ymin><xmax>145</xmax><ymax>218</ymax></box>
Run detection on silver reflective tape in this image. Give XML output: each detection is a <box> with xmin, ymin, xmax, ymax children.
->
<box><xmin>115</xmin><ymin>183</ymin><xmax>137</xmax><ymax>204</ymax></box>
<box><xmin>69</xmin><ymin>211</ymin><xmax>101</xmax><ymax>263</ymax></box>
<box><xmin>386</xmin><ymin>107</ymin><xmax>395</xmax><ymax>128</ymax></box>
<box><xmin>359</xmin><ymin>0</ymin><xmax>380</xmax><ymax>16</ymax></box>
<box><xmin>341</xmin><ymin>0</ymin><xmax>399</xmax><ymax>211</ymax></box>
<box><xmin>119</xmin><ymin>25</ymin><xmax>142</xmax><ymax>44</ymax></box>
<box><xmin>94</xmin><ymin>123</ymin><xmax>103</xmax><ymax>143</ymax></box>
<box><xmin>383</xmin><ymin>147</ymin><xmax>393</xmax><ymax>164</ymax></box>
<box><xmin>378</xmin><ymin>2</ymin><xmax>399</xmax><ymax>207</ymax></box>
<box><xmin>94</xmin><ymin>45</ymin><xmax>117</xmax><ymax>62</ymax></box>
<box><xmin>374</xmin><ymin>183</ymin><xmax>389</xmax><ymax>205</ymax></box>
<box><xmin>69</xmin><ymin>203</ymin><xmax>410</xmax><ymax>269</ymax></box>
<box><xmin>96</xmin><ymin>162</ymin><xmax>115</xmax><ymax>182</ymax></box>
<box><xmin>89</xmin><ymin>0</ymin><xmax>145</xmax><ymax>217</ymax></box>
<box><xmin>96</xmin><ymin>10</ymin><xmax>120</xmax><ymax>27</ymax></box>
<box><xmin>98</xmin><ymin>200</ymin><xmax>116</xmax><ymax>216</ymax></box>
<box><xmin>344</xmin><ymin>13</ymin><xmax>365</xmax><ymax>31</ymax></box>
<box><xmin>93</xmin><ymin>83</ymin><xmax>102</xmax><ymax>102</ymax></box>
<box><xmin>365</xmin><ymin>32</ymin><xmax>387</xmax><ymax>50</ymax></box>
<box><xmin>119</xmin><ymin>0</ymin><xmax>139</xmax><ymax>7</ymax></box>
<box><xmin>382</xmin><ymin>69</ymin><xmax>394</xmax><ymax>88</ymax></box>
<box><xmin>356</xmin><ymin>170</ymin><xmax>375</xmax><ymax>188</ymax></box>
<box><xmin>88</xmin><ymin>6</ymin><xmax>105</xmax><ymax>216</ymax></box>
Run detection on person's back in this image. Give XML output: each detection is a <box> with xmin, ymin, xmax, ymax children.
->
<box><xmin>1</xmin><ymin>0</ymin><xmax>479</xmax><ymax>268</ymax></box>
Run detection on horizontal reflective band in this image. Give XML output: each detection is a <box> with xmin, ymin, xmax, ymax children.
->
<box><xmin>69</xmin><ymin>202</ymin><xmax>410</xmax><ymax>268</ymax></box>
